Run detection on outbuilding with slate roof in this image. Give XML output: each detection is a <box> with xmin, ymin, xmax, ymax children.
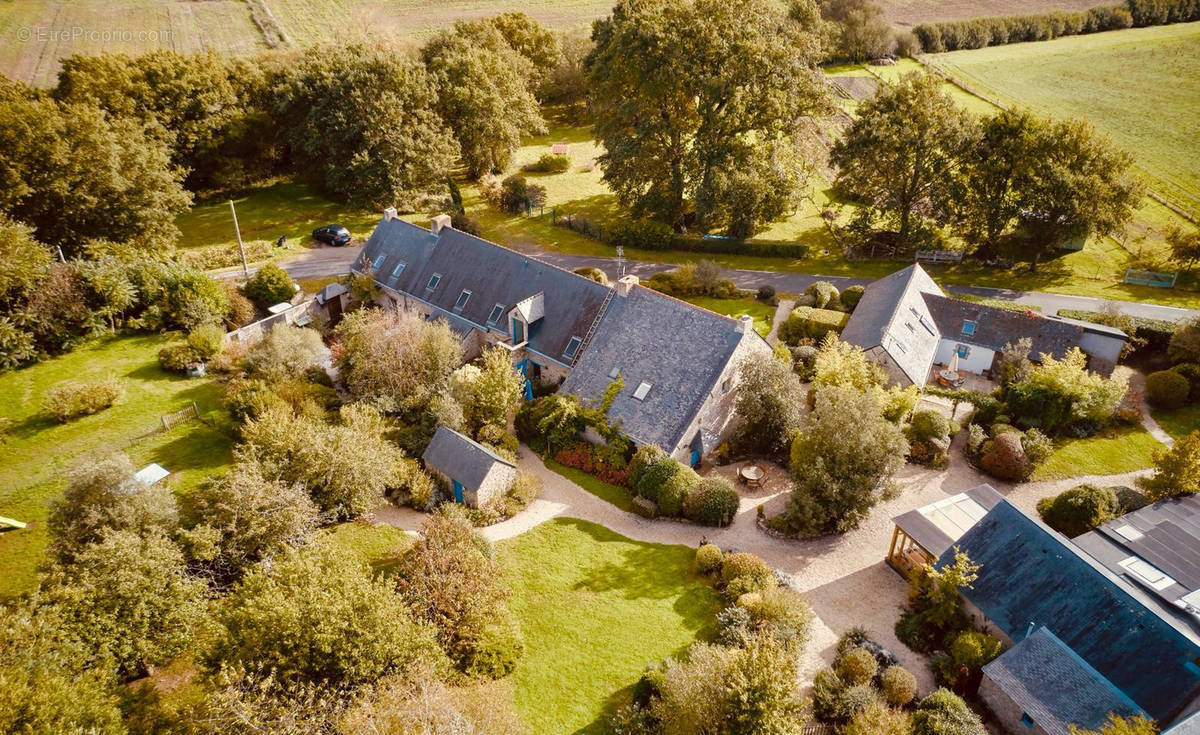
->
<box><xmin>421</xmin><ymin>426</ymin><xmax>517</xmax><ymax>508</ymax></box>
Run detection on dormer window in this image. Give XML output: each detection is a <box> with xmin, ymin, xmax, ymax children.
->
<box><xmin>426</xmin><ymin>273</ymin><xmax>441</xmax><ymax>291</ymax></box>
<box><xmin>454</xmin><ymin>290</ymin><xmax>471</xmax><ymax>311</ymax></box>
<box><xmin>371</xmin><ymin>254</ymin><xmax>386</xmax><ymax>271</ymax></box>
<box><xmin>563</xmin><ymin>336</ymin><xmax>582</xmax><ymax>360</ymax></box>
<box><xmin>390</xmin><ymin>261</ymin><xmax>407</xmax><ymax>278</ymax></box>
<box><xmin>633</xmin><ymin>382</ymin><xmax>652</xmax><ymax>401</ymax></box>
<box><xmin>962</xmin><ymin>320</ymin><xmax>977</xmax><ymax>337</ymax></box>
<box><xmin>488</xmin><ymin>304</ymin><xmax>505</xmax><ymax>325</ymax></box>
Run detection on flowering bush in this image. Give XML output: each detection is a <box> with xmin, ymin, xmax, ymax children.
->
<box><xmin>553</xmin><ymin>442</ymin><xmax>630</xmax><ymax>486</ymax></box>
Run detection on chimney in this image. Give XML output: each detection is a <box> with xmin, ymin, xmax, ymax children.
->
<box><xmin>431</xmin><ymin>214</ymin><xmax>452</xmax><ymax>235</ymax></box>
<box><xmin>616</xmin><ymin>274</ymin><xmax>639</xmax><ymax>297</ymax></box>
<box><xmin>738</xmin><ymin>314</ymin><xmax>754</xmax><ymax>334</ymax></box>
<box><xmin>383</xmin><ymin>207</ymin><xmax>397</xmax><ymax>221</ymax></box>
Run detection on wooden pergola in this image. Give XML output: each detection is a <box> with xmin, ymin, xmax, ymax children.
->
<box><xmin>887</xmin><ymin>524</ymin><xmax>936</xmax><ymax>577</ymax></box>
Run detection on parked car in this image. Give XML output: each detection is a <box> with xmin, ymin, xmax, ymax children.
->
<box><xmin>312</xmin><ymin>224</ymin><xmax>352</xmax><ymax>246</ymax></box>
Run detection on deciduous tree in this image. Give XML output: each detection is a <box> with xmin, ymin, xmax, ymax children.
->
<box><xmin>1140</xmin><ymin>430</ymin><xmax>1200</xmax><ymax>502</ymax></box>
<box><xmin>734</xmin><ymin>354</ymin><xmax>806</xmax><ymax>456</ymax></box>
<box><xmin>822</xmin><ymin>0</ymin><xmax>893</xmax><ymax>61</ymax></box>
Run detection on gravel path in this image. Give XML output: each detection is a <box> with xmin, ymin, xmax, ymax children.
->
<box><xmin>767</xmin><ymin>299</ymin><xmax>795</xmax><ymax>345</ymax></box>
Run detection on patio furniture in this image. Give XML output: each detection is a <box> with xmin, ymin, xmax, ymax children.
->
<box><xmin>739</xmin><ymin>464</ymin><xmax>766</xmax><ymax>488</ymax></box>
<box><xmin>938</xmin><ymin>368</ymin><xmax>964</xmax><ymax>388</ymax></box>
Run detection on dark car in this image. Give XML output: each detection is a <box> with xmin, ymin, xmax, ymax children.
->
<box><xmin>312</xmin><ymin>224</ymin><xmax>352</xmax><ymax>246</ymax></box>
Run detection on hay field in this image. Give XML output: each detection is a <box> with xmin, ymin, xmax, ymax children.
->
<box><xmin>928</xmin><ymin>22</ymin><xmax>1200</xmax><ymax>217</ymax></box>
<box><xmin>0</xmin><ymin>0</ymin><xmax>267</xmax><ymax>87</ymax></box>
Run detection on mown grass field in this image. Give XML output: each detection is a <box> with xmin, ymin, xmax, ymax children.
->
<box><xmin>928</xmin><ymin>22</ymin><xmax>1200</xmax><ymax>217</ymax></box>
<box><xmin>0</xmin><ymin>0</ymin><xmax>266</xmax><ymax>87</ymax></box>
<box><xmin>1030</xmin><ymin>423</ymin><xmax>1164</xmax><ymax>481</ymax></box>
<box><xmin>498</xmin><ymin>518</ymin><xmax>719</xmax><ymax>734</ymax></box>
<box><xmin>1153</xmin><ymin>404</ymin><xmax>1200</xmax><ymax>441</ymax></box>
<box><xmin>0</xmin><ymin>333</ymin><xmax>234</xmax><ymax>599</ymax></box>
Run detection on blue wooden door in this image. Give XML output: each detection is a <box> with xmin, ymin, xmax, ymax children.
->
<box><xmin>452</xmin><ymin>480</ymin><xmax>464</xmax><ymax>503</ymax></box>
<box><xmin>511</xmin><ymin>317</ymin><xmax>525</xmax><ymax>344</ymax></box>
<box><xmin>689</xmin><ymin>449</ymin><xmax>701</xmax><ymax>468</ymax></box>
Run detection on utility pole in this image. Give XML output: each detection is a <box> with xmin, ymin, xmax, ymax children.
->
<box><xmin>229</xmin><ymin>199</ymin><xmax>248</xmax><ymax>279</ymax></box>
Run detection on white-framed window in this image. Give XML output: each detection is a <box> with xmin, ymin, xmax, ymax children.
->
<box><xmin>454</xmin><ymin>289</ymin><xmax>471</xmax><ymax>311</ymax></box>
<box><xmin>390</xmin><ymin>260</ymin><xmax>407</xmax><ymax>278</ymax></box>
<box><xmin>962</xmin><ymin>320</ymin><xmax>977</xmax><ymax>337</ymax></box>
<box><xmin>919</xmin><ymin>315</ymin><xmax>936</xmax><ymax>335</ymax></box>
<box><xmin>426</xmin><ymin>273</ymin><xmax>441</xmax><ymax>291</ymax></box>
<box><xmin>563</xmin><ymin>336</ymin><xmax>582</xmax><ymax>360</ymax></box>
<box><xmin>633</xmin><ymin>382</ymin><xmax>652</xmax><ymax>401</ymax></box>
<box><xmin>1119</xmin><ymin>556</ymin><xmax>1176</xmax><ymax>591</ymax></box>
<box><xmin>488</xmin><ymin>303</ymin><xmax>505</xmax><ymax>325</ymax></box>
<box><xmin>371</xmin><ymin>254</ymin><xmax>386</xmax><ymax>271</ymax></box>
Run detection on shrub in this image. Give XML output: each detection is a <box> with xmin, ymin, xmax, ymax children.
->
<box><xmin>1139</xmin><ymin>430</ymin><xmax>1200</xmax><ymax>501</ymax></box>
<box><xmin>683</xmin><ymin>477</ymin><xmax>740</xmax><ymax>526</ymax></box>
<box><xmin>936</xmin><ymin>631</ymin><xmax>1003</xmax><ymax>691</ymax></box>
<box><xmin>158</xmin><ymin>343</ymin><xmax>201</xmax><ymax>373</ymax></box>
<box><xmin>1021</xmin><ymin>428</ymin><xmax>1053</xmax><ymax>468</ymax></box>
<box><xmin>224</xmin><ymin>282</ymin><xmax>256</xmax><ymax>327</ymax></box>
<box><xmin>1146</xmin><ymin>369</ymin><xmax>1191</xmax><ymax>409</ymax></box>
<box><xmin>840</xmin><ymin>284</ymin><xmax>865</xmax><ymax>311</ymax></box>
<box><xmin>756</xmin><ymin>285</ymin><xmax>776</xmax><ymax>302</ymax></box>
<box><xmin>912</xmin><ymin>689</ymin><xmax>984</xmax><ymax>735</ymax></box>
<box><xmin>42</xmin><ymin>376</ymin><xmax>124</xmax><ymax>422</ymax></box>
<box><xmin>812</xmin><ymin>668</ymin><xmax>846</xmax><ymax>722</ymax></box>
<box><xmin>573</xmin><ymin>266</ymin><xmax>608</xmax><ymax>284</ymax></box>
<box><xmin>1036</xmin><ymin>484</ymin><xmax>1119</xmax><ymax>537</ymax></box>
<box><xmin>498</xmin><ymin>175</ymin><xmax>546</xmax><ymax>214</ymax></box>
<box><xmin>835</xmin><ymin>647</ymin><xmax>878</xmax><ymax>686</ymax></box>
<box><xmin>695</xmin><ymin>543</ymin><xmax>724</xmax><ymax>574</ymax></box>
<box><xmin>628</xmin><ymin>444</ymin><xmax>667</xmax><ymax>489</ymax></box>
<box><xmin>846</xmin><ymin>701</ymin><xmax>914</xmax><ymax>735</ymax></box>
<box><xmin>739</xmin><ymin>587</ymin><xmax>813</xmax><ymax>646</ymax></box>
<box><xmin>245</xmin><ymin>325</ymin><xmax>329</xmax><ymax>383</ymax></box>
<box><xmin>243</xmin><ymin>263</ymin><xmax>295</xmax><ymax>310</ymax></box>
<box><xmin>609</xmin><ymin>219</ymin><xmax>674</xmax><ymax>251</ymax></box>
<box><xmin>838</xmin><ymin>685</ymin><xmax>882</xmax><ymax>722</ymax></box>
<box><xmin>909</xmin><ymin>410</ymin><xmax>952</xmax><ymax>443</ymax></box>
<box><xmin>806</xmin><ymin>281</ymin><xmax>840</xmax><ymax>309</ymax></box>
<box><xmin>716</xmin><ymin>604</ymin><xmax>754</xmax><ymax>646</ymax></box>
<box><xmin>450</xmin><ymin>212</ymin><xmax>481</xmax><ymax>236</ymax></box>
<box><xmin>779</xmin><ymin>306</ymin><xmax>850</xmax><ymax>344</ymax></box>
<box><xmin>881</xmin><ymin>665</ymin><xmax>918</xmax><ymax>706</ymax></box>
<box><xmin>657</xmin><ymin>466</ymin><xmax>698</xmax><ymax>517</ymax></box>
<box><xmin>792</xmin><ymin>344</ymin><xmax>819</xmax><ymax>380</ymax></box>
<box><xmin>1172</xmin><ymin>363</ymin><xmax>1200</xmax><ymax>402</ymax></box>
<box><xmin>721</xmin><ymin>552</ymin><xmax>777</xmax><ymax>599</ymax></box>
<box><xmin>636</xmin><ymin>456</ymin><xmax>683</xmax><ymax>503</ymax></box>
<box><xmin>523</xmin><ymin>153</ymin><xmax>570</xmax><ymax>173</ymax></box>
<box><xmin>979</xmin><ymin>432</ymin><xmax>1030</xmax><ymax>481</ymax></box>
<box><xmin>553</xmin><ymin>442</ymin><xmax>630</xmax><ymax>486</ymax></box>
<box><xmin>187</xmin><ymin>324</ymin><xmax>226</xmax><ymax>360</ymax></box>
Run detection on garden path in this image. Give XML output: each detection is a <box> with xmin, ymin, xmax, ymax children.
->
<box><xmin>766</xmin><ymin>299</ymin><xmax>795</xmax><ymax>345</ymax></box>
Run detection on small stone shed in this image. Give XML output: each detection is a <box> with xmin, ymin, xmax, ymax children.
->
<box><xmin>421</xmin><ymin>426</ymin><xmax>516</xmax><ymax>508</ymax></box>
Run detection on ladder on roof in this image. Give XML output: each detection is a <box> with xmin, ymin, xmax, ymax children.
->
<box><xmin>571</xmin><ymin>286</ymin><xmax>615</xmax><ymax>366</ymax></box>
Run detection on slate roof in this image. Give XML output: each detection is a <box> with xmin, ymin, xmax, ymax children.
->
<box><xmin>841</xmin><ymin>264</ymin><xmax>944</xmax><ymax>385</ymax></box>
<box><xmin>560</xmin><ymin>285</ymin><xmax>764</xmax><ymax>452</ymax></box>
<box><xmin>315</xmin><ymin>281</ymin><xmax>348</xmax><ymax>305</ymax></box>
<box><xmin>357</xmin><ymin>217</ymin><xmax>610</xmax><ymax>364</ymax></box>
<box><xmin>1167</xmin><ymin>711</ymin><xmax>1200</xmax><ymax>734</ymax></box>
<box><xmin>421</xmin><ymin>426</ymin><xmax>514</xmax><ymax>490</ymax></box>
<box><xmin>983</xmin><ymin>627</ymin><xmax>1142</xmax><ymax>735</ymax></box>
<box><xmin>1074</xmin><ymin>493</ymin><xmax>1200</xmax><ymax>631</ymax></box>
<box><xmin>891</xmin><ymin>483</ymin><xmax>1004</xmax><ymax>558</ymax></box>
<box><xmin>939</xmin><ymin>501</ymin><xmax>1200</xmax><ymax>723</ymax></box>
<box><xmin>923</xmin><ymin>294</ymin><xmax>1097</xmax><ymax>360</ymax></box>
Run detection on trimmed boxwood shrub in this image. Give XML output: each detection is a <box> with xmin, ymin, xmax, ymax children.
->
<box><xmin>841</xmin><ymin>285</ymin><xmax>866</xmax><ymax>312</ymax></box>
<box><xmin>835</xmin><ymin>648</ymin><xmax>878</xmax><ymax>686</ymax></box>
<box><xmin>1036</xmin><ymin>484</ymin><xmax>1119</xmax><ymax>537</ymax></box>
<box><xmin>812</xmin><ymin>668</ymin><xmax>846</xmax><ymax>721</ymax></box>
<box><xmin>243</xmin><ymin>263</ymin><xmax>295</xmax><ymax>310</ymax></box>
<box><xmin>1147</xmin><ymin>369</ymin><xmax>1191</xmax><ymax>408</ymax></box>
<box><xmin>695</xmin><ymin>543</ymin><xmax>723</xmax><ymax>574</ymax></box>
<box><xmin>979</xmin><ymin>432</ymin><xmax>1030</xmax><ymax>481</ymax></box>
<box><xmin>881</xmin><ymin>665</ymin><xmax>917</xmax><ymax>706</ymax></box>
<box><xmin>523</xmin><ymin>153</ymin><xmax>570</xmax><ymax>173</ymax></box>
<box><xmin>636</xmin><ymin>456</ymin><xmax>682</xmax><ymax>504</ymax></box>
<box><xmin>683</xmin><ymin>477</ymin><xmax>740</xmax><ymax>526</ymax></box>
<box><xmin>779</xmin><ymin>306</ymin><xmax>849</xmax><ymax>345</ymax></box>
<box><xmin>806</xmin><ymin>281</ymin><xmax>840</xmax><ymax>309</ymax></box>
<box><xmin>628</xmin><ymin>444</ymin><xmax>667</xmax><ymax>489</ymax></box>
<box><xmin>657</xmin><ymin>465</ymin><xmax>699</xmax><ymax>517</ymax></box>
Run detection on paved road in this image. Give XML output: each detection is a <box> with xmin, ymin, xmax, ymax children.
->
<box><xmin>268</xmin><ymin>243</ymin><xmax>1200</xmax><ymax>323</ymax></box>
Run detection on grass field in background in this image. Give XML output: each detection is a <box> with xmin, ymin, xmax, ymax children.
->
<box><xmin>682</xmin><ymin>297</ymin><xmax>776</xmax><ymax>337</ymax></box>
<box><xmin>929</xmin><ymin>22</ymin><xmax>1200</xmax><ymax>217</ymax></box>
<box><xmin>498</xmin><ymin>518</ymin><xmax>718</xmax><ymax>734</ymax></box>
<box><xmin>0</xmin><ymin>333</ymin><xmax>233</xmax><ymax>599</ymax></box>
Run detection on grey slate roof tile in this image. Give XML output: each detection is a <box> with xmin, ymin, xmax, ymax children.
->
<box><xmin>841</xmin><ymin>264</ymin><xmax>944</xmax><ymax>384</ymax></box>
<box><xmin>421</xmin><ymin>426</ymin><xmax>514</xmax><ymax>490</ymax></box>
<box><xmin>983</xmin><ymin>627</ymin><xmax>1142</xmax><ymax>735</ymax></box>
<box><xmin>923</xmin><ymin>293</ymin><xmax>1088</xmax><ymax>360</ymax></box>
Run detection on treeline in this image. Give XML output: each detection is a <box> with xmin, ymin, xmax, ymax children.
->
<box><xmin>915</xmin><ymin>0</ymin><xmax>1200</xmax><ymax>52</ymax></box>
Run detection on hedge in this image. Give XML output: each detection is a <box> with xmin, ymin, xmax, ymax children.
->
<box><xmin>779</xmin><ymin>307</ymin><xmax>850</xmax><ymax>345</ymax></box>
<box><xmin>911</xmin><ymin>0</ymin><xmax>1200</xmax><ymax>52</ymax></box>
<box><xmin>607</xmin><ymin>220</ymin><xmax>809</xmax><ymax>258</ymax></box>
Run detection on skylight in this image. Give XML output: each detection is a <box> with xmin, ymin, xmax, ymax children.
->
<box><xmin>488</xmin><ymin>303</ymin><xmax>505</xmax><ymax>325</ymax></box>
<box><xmin>563</xmin><ymin>336</ymin><xmax>582</xmax><ymax>360</ymax></box>
<box><xmin>962</xmin><ymin>320</ymin><xmax>977</xmax><ymax>337</ymax></box>
<box><xmin>391</xmin><ymin>261</ymin><xmax>407</xmax><ymax>278</ymax></box>
<box><xmin>609</xmin><ymin>366</ymin><xmax>621</xmax><ymax>379</ymax></box>
<box><xmin>454</xmin><ymin>289</ymin><xmax>471</xmax><ymax>311</ymax></box>
<box><xmin>633</xmin><ymin>382</ymin><xmax>652</xmax><ymax>401</ymax></box>
<box><xmin>371</xmin><ymin>254</ymin><xmax>386</xmax><ymax>271</ymax></box>
<box><xmin>1114</xmin><ymin>524</ymin><xmax>1144</xmax><ymax>541</ymax></box>
<box><xmin>1119</xmin><ymin>556</ymin><xmax>1176</xmax><ymax>591</ymax></box>
<box><xmin>426</xmin><ymin>273</ymin><xmax>441</xmax><ymax>291</ymax></box>
<box><xmin>919</xmin><ymin>315</ymin><xmax>936</xmax><ymax>335</ymax></box>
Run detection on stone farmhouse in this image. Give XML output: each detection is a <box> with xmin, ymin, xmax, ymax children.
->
<box><xmin>841</xmin><ymin>264</ymin><xmax>1128</xmax><ymax>386</ymax></box>
<box><xmin>352</xmin><ymin>212</ymin><xmax>773</xmax><ymax>465</ymax></box>
<box><xmin>889</xmin><ymin>487</ymin><xmax>1200</xmax><ymax>735</ymax></box>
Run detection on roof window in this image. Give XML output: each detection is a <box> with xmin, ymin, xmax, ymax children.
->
<box><xmin>1119</xmin><ymin>556</ymin><xmax>1176</xmax><ymax>591</ymax></box>
<box><xmin>488</xmin><ymin>303</ymin><xmax>505</xmax><ymax>325</ymax></box>
<box><xmin>371</xmin><ymin>254</ymin><xmax>386</xmax><ymax>271</ymax></box>
<box><xmin>391</xmin><ymin>261</ymin><xmax>407</xmax><ymax>278</ymax></box>
<box><xmin>633</xmin><ymin>382</ymin><xmax>652</xmax><ymax>401</ymax></box>
<box><xmin>962</xmin><ymin>320</ymin><xmax>977</xmax><ymax>337</ymax></box>
<box><xmin>426</xmin><ymin>273</ymin><xmax>441</xmax><ymax>291</ymax></box>
<box><xmin>563</xmin><ymin>336</ymin><xmax>582</xmax><ymax>360</ymax></box>
<box><xmin>608</xmin><ymin>366</ymin><xmax>621</xmax><ymax>379</ymax></box>
<box><xmin>454</xmin><ymin>289</ymin><xmax>471</xmax><ymax>311</ymax></box>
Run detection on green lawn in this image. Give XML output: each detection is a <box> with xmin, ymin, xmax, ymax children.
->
<box><xmin>1152</xmin><ymin>404</ymin><xmax>1200</xmax><ymax>441</ymax></box>
<box><xmin>0</xmin><ymin>333</ymin><xmax>234</xmax><ymax>598</ymax></box>
<box><xmin>929</xmin><ymin>23</ymin><xmax>1200</xmax><ymax>217</ymax></box>
<box><xmin>498</xmin><ymin>518</ymin><xmax>719</xmax><ymax>734</ymax></box>
<box><xmin>320</xmin><ymin>522</ymin><xmax>415</xmax><ymax>575</ymax></box>
<box><xmin>545</xmin><ymin>459</ymin><xmax>634</xmax><ymax>512</ymax></box>
<box><xmin>1031</xmin><ymin>423</ymin><xmax>1165</xmax><ymax>481</ymax></box>
<box><xmin>682</xmin><ymin>297</ymin><xmax>776</xmax><ymax>337</ymax></box>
